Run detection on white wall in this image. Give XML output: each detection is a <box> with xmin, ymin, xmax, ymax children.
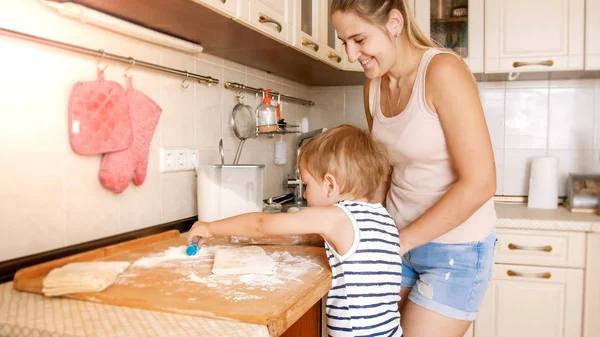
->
<box><xmin>0</xmin><ymin>0</ymin><xmax>323</xmax><ymax>261</ymax></box>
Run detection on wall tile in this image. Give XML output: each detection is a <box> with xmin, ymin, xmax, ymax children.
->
<box><xmin>504</xmin><ymin>88</ymin><xmax>549</xmax><ymax>149</ymax></box>
<box><xmin>64</xmin><ymin>152</ymin><xmax>120</xmax><ymax>245</ymax></box>
<box><xmin>503</xmin><ymin>149</ymin><xmax>548</xmax><ymax>195</ymax></box>
<box><xmin>118</xmin><ymin>150</ymin><xmax>162</xmax><ymax>233</ymax></box>
<box><xmin>159</xmin><ymin>52</ymin><xmax>196</xmax><ymax>146</ymax></box>
<box><xmin>196</xmin><ymin>59</ymin><xmax>224</xmax><ymax>149</ymax></box>
<box><xmin>548</xmin><ymin>150</ymin><xmax>596</xmax><ymax>196</ymax></box>
<box><xmin>0</xmin><ymin>152</ymin><xmax>64</xmax><ymax>261</ymax></box>
<box><xmin>493</xmin><ymin>150</ymin><xmax>504</xmax><ymax>195</ymax></box>
<box><xmin>480</xmin><ymin>88</ymin><xmax>505</xmax><ymax>149</ymax></box>
<box><xmin>548</xmin><ymin>87</ymin><xmax>594</xmax><ymax>149</ymax></box>
<box><xmin>161</xmin><ymin>171</ymin><xmax>197</xmax><ymax>222</ymax></box>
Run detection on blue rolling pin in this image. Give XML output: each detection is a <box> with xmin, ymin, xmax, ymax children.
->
<box><xmin>186</xmin><ymin>236</ymin><xmax>201</xmax><ymax>256</ymax></box>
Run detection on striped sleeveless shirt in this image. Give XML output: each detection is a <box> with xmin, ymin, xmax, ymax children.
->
<box><xmin>325</xmin><ymin>200</ymin><xmax>403</xmax><ymax>337</ymax></box>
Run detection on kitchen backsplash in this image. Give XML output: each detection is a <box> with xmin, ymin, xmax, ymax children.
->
<box><xmin>342</xmin><ymin>79</ymin><xmax>600</xmax><ymax>198</ymax></box>
<box><xmin>1</xmin><ymin>0</ymin><xmax>599</xmax><ymax>262</ymax></box>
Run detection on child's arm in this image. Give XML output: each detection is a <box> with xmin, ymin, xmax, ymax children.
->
<box><xmin>188</xmin><ymin>206</ymin><xmax>355</xmax><ymax>255</ymax></box>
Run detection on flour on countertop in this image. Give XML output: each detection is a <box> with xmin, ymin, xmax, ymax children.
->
<box><xmin>117</xmin><ymin>245</ymin><xmax>324</xmax><ymax>302</ymax></box>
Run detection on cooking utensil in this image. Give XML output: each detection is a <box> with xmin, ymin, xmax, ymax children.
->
<box><xmin>219</xmin><ymin>139</ymin><xmax>224</xmax><ymax>165</ymax></box>
<box><xmin>231</xmin><ymin>93</ymin><xmax>256</xmax><ymax>165</ymax></box>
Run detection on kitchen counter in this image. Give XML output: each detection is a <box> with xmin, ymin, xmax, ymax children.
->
<box><xmin>0</xmin><ymin>281</ymin><xmax>270</xmax><ymax>337</ymax></box>
<box><xmin>3</xmin><ymin>233</ymin><xmax>329</xmax><ymax>337</ymax></box>
<box><xmin>495</xmin><ymin>202</ymin><xmax>600</xmax><ymax>232</ymax></box>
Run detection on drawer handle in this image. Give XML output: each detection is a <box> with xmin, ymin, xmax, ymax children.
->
<box><xmin>508</xmin><ymin>243</ymin><xmax>552</xmax><ymax>252</ymax></box>
<box><xmin>507</xmin><ymin>270</ymin><xmax>552</xmax><ymax>279</ymax></box>
<box><xmin>258</xmin><ymin>13</ymin><xmax>282</xmax><ymax>33</ymax></box>
<box><xmin>328</xmin><ymin>51</ymin><xmax>342</xmax><ymax>63</ymax></box>
<box><xmin>301</xmin><ymin>37</ymin><xmax>319</xmax><ymax>52</ymax></box>
<box><xmin>512</xmin><ymin>60</ymin><xmax>554</xmax><ymax>68</ymax></box>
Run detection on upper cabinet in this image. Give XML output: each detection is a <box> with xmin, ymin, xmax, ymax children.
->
<box><xmin>198</xmin><ymin>0</ymin><xmax>238</xmax><ymax>17</ymax></box>
<box><xmin>414</xmin><ymin>0</ymin><xmax>484</xmax><ymax>72</ymax></box>
<box><xmin>292</xmin><ymin>0</ymin><xmax>322</xmax><ymax>61</ymax></box>
<box><xmin>321</xmin><ymin>0</ymin><xmax>345</xmax><ymax>69</ymax></box>
<box><xmin>586</xmin><ymin>0</ymin><xmax>600</xmax><ymax>70</ymax></box>
<box><xmin>485</xmin><ymin>0</ymin><xmax>585</xmax><ymax>73</ymax></box>
<box><xmin>240</xmin><ymin>0</ymin><xmax>294</xmax><ymax>43</ymax></box>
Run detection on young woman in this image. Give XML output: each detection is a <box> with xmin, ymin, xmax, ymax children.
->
<box><xmin>331</xmin><ymin>1</ymin><xmax>498</xmax><ymax>336</ymax></box>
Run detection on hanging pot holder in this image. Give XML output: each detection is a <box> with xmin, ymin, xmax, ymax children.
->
<box><xmin>68</xmin><ymin>68</ymin><xmax>132</xmax><ymax>155</ymax></box>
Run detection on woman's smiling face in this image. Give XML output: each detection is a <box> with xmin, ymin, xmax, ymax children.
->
<box><xmin>332</xmin><ymin>10</ymin><xmax>396</xmax><ymax>79</ymax></box>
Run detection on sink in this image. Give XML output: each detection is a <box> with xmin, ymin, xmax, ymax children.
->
<box><xmin>280</xmin><ymin>201</ymin><xmax>308</xmax><ymax>213</ymax></box>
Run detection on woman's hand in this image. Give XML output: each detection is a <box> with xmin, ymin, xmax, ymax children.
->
<box><xmin>398</xmin><ymin>229</ymin><xmax>413</xmax><ymax>256</ymax></box>
<box><xmin>187</xmin><ymin>221</ymin><xmax>213</xmax><ymax>245</ymax></box>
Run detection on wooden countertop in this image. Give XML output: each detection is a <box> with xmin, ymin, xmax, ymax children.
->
<box><xmin>9</xmin><ymin>231</ymin><xmax>331</xmax><ymax>337</ymax></box>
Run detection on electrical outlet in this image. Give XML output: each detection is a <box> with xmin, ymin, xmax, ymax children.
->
<box><xmin>175</xmin><ymin>148</ymin><xmax>188</xmax><ymax>171</ymax></box>
<box><xmin>188</xmin><ymin>148</ymin><xmax>199</xmax><ymax>170</ymax></box>
<box><xmin>160</xmin><ymin>148</ymin><xmax>177</xmax><ymax>172</ymax></box>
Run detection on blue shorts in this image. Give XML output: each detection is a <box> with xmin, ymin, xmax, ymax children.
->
<box><xmin>401</xmin><ymin>230</ymin><xmax>497</xmax><ymax>321</ymax></box>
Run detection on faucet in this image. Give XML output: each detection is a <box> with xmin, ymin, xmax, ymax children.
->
<box><xmin>287</xmin><ymin>128</ymin><xmax>327</xmax><ymax>206</ymax></box>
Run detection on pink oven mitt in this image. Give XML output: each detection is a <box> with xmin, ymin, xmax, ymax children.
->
<box><xmin>99</xmin><ymin>76</ymin><xmax>162</xmax><ymax>194</ymax></box>
<box><xmin>68</xmin><ymin>68</ymin><xmax>132</xmax><ymax>155</ymax></box>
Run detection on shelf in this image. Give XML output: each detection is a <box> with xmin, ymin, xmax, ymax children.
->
<box><xmin>256</xmin><ymin>124</ymin><xmax>300</xmax><ymax>136</ymax></box>
<box><xmin>431</xmin><ymin>17</ymin><xmax>468</xmax><ymax>23</ymax></box>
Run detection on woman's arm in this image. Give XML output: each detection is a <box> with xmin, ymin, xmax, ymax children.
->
<box><xmin>399</xmin><ymin>54</ymin><xmax>496</xmax><ymax>254</ymax></box>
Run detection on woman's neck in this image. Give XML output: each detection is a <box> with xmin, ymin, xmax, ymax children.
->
<box><xmin>385</xmin><ymin>33</ymin><xmax>424</xmax><ymax>87</ymax></box>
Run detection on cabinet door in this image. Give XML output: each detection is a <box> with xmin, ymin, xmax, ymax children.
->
<box><xmin>292</xmin><ymin>0</ymin><xmax>321</xmax><ymax>60</ymax></box>
<box><xmin>197</xmin><ymin>0</ymin><xmax>238</xmax><ymax>17</ymax></box>
<box><xmin>321</xmin><ymin>0</ymin><xmax>344</xmax><ymax>69</ymax></box>
<box><xmin>585</xmin><ymin>0</ymin><xmax>600</xmax><ymax>70</ymax></box>
<box><xmin>243</xmin><ymin>0</ymin><xmax>293</xmax><ymax>43</ymax></box>
<box><xmin>475</xmin><ymin>264</ymin><xmax>584</xmax><ymax>337</ymax></box>
<box><xmin>414</xmin><ymin>0</ymin><xmax>484</xmax><ymax>72</ymax></box>
<box><xmin>485</xmin><ymin>0</ymin><xmax>584</xmax><ymax>73</ymax></box>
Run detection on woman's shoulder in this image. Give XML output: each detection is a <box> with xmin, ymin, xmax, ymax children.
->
<box><xmin>425</xmin><ymin>49</ymin><xmax>477</xmax><ymax>93</ymax></box>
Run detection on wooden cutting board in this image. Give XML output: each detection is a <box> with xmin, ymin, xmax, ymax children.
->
<box><xmin>13</xmin><ymin>230</ymin><xmax>332</xmax><ymax>337</ymax></box>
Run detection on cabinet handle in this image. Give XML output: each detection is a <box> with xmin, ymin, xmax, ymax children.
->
<box><xmin>301</xmin><ymin>37</ymin><xmax>319</xmax><ymax>52</ymax></box>
<box><xmin>258</xmin><ymin>13</ymin><xmax>282</xmax><ymax>33</ymax></box>
<box><xmin>328</xmin><ymin>51</ymin><xmax>342</xmax><ymax>63</ymax></box>
<box><xmin>221</xmin><ymin>0</ymin><xmax>226</xmax><ymax>3</ymax></box>
<box><xmin>507</xmin><ymin>270</ymin><xmax>552</xmax><ymax>279</ymax></box>
<box><xmin>508</xmin><ymin>243</ymin><xmax>553</xmax><ymax>252</ymax></box>
<box><xmin>512</xmin><ymin>60</ymin><xmax>554</xmax><ymax>68</ymax></box>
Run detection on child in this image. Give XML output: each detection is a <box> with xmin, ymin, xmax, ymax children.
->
<box><xmin>188</xmin><ymin>124</ymin><xmax>403</xmax><ymax>337</ymax></box>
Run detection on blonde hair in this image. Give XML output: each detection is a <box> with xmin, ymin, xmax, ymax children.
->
<box><xmin>298</xmin><ymin>125</ymin><xmax>390</xmax><ymax>200</ymax></box>
<box><xmin>330</xmin><ymin>0</ymin><xmax>439</xmax><ymax>50</ymax></box>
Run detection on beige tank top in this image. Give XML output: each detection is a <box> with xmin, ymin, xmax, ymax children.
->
<box><xmin>369</xmin><ymin>48</ymin><xmax>496</xmax><ymax>244</ymax></box>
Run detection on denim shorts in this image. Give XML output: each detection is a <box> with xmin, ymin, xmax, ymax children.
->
<box><xmin>401</xmin><ymin>230</ymin><xmax>497</xmax><ymax>321</ymax></box>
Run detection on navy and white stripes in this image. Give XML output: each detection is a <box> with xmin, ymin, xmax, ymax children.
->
<box><xmin>325</xmin><ymin>201</ymin><xmax>403</xmax><ymax>337</ymax></box>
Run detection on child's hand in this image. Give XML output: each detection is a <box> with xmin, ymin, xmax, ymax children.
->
<box><xmin>187</xmin><ymin>221</ymin><xmax>213</xmax><ymax>245</ymax></box>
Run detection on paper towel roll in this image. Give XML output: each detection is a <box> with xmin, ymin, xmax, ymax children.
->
<box><xmin>527</xmin><ymin>156</ymin><xmax>559</xmax><ymax>209</ymax></box>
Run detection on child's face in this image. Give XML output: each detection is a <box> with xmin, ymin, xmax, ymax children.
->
<box><xmin>299</xmin><ymin>163</ymin><xmax>333</xmax><ymax>207</ymax></box>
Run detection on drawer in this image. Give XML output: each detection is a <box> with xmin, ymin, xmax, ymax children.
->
<box><xmin>495</xmin><ymin>228</ymin><xmax>585</xmax><ymax>268</ymax></box>
<box><xmin>247</xmin><ymin>0</ymin><xmax>291</xmax><ymax>43</ymax></box>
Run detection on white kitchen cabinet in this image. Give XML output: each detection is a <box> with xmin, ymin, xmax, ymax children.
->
<box><xmin>320</xmin><ymin>0</ymin><xmax>344</xmax><ymax>69</ymax></box>
<box><xmin>485</xmin><ymin>0</ymin><xmax>585</xmax><ymax>73</ymax></box>
<box><xmin>414</xmin><ymin>0</ymin><xmax>484</xmax><ymax>72</ymax></box>
<box><xmin>240</xmin><ymin>0</ymin><xmax>293</xmax><ymax>43</ymax></box>
<box><xmin>292</xmin><ymin>0</ymin><xmax>322</xmax><ymax>61</ymax></box>
<box><xmin>196</xmin><ymin>0</ymin><xmax>238</xmax><ymax>17</ymax></box>
<box><xmin>585</xmin><ymin>0</ymin><xmax>600</xmax><ymax>70</ymax></box>
<box><xmin>475</xmin><ymin>264</ymin><xmax>584</xmax><ymax>337</ymax></box>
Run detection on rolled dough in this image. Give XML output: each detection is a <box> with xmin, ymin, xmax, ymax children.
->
<box><xmin>42</xmin><ymin>261</ymin><xmax>130</xmax><ymax>296</ymax></box>
<box><xmin>211</xmin><ymin>246</ymin><xmax>275</xmax><ymax>275</ymax></box>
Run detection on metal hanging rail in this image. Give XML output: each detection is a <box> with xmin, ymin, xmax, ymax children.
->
<box><xmin>224</xmin><ymin>81</ymin><xmax>315</xmax><ymax>106</ymax></box>
<box><xmin>0</xmin><ymin>27</ymin><xmax>219</xmax><ymax>86</ymax></box>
